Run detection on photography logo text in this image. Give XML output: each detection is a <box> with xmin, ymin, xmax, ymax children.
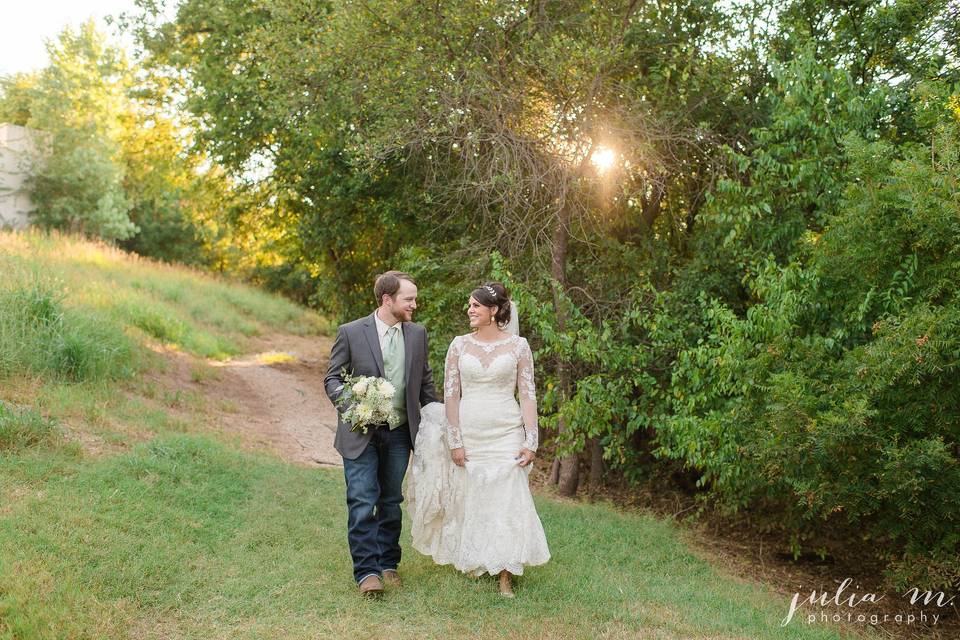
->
<box><xmin>781</xmin><ymin>578</ymin><xmax>955</xmax><ymax>627</ymax></box>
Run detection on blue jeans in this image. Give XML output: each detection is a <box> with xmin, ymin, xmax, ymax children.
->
<box><xmin>342</xmin><ymin>424</ymin><xmax>412</xmax><ymax>584</ymax></box>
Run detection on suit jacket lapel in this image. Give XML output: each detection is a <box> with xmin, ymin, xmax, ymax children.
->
<box><xmin>362</xmin><ymin>312</ymin><xmax>385</xmax><ymax>377</ymax></box>
<box><xmin>402</xmin><ymin>321</ymin><xmax>414</xmax><ymax>383</ymax></box>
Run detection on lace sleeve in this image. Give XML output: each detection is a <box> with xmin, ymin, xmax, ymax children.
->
<box><xmin>517</xmin><ymin>337</ymin><xmax>538</xmax><ymax>451</ymax></box>
<box><xmin>443</xmin><ymin>336</ymin><xmax>464</xmax><ymax>450</ymax></box>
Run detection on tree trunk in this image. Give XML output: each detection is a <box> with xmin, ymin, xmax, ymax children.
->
<box><xmin>589</xmin><ymin>437</ymin><xmax>605</xmax><ymax>490</ymax></box>
<box><xmin>641</xmin><ymin>181</ymin><xmax>664</xmax><ymax>229</ymax></box>
<box><xmin>556</xmin><ymin>416</ymin><xmax>580</xmax><ymax>496</ymax></box>
<box><xmin>551</xmin><ymin>201</ymin><xmax>580</xmax><ymax>497</ymax></box>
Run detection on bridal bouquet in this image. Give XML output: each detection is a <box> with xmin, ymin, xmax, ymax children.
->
<box><xmin>334</xmin><ymin>371</ymin><xmax>398</xmax><ymax>434</ymax></box>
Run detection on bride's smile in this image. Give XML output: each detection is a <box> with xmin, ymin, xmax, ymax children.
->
<box><xmin>467</xmin><ymin>296</ymin><xmax>503</xmax><ymax>336</ymax></box>
<box><xmin>467</xmin><ymin>297</ymin><xmax>489</xmax><ymax>328</ymax></box>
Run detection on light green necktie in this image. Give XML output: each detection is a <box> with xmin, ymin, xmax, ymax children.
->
<box><xmin>383</xmin><ymin>325</ymin><xmax>406</xmax><ymax>428</ymax></box>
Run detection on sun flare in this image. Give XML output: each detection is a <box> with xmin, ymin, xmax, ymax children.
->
<box><xmin>590</xmin><ymin>146</ymin><xmax>616</xmax><ymax>173</ymax></box>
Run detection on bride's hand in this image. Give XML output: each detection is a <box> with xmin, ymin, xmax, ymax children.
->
<box><xmin>451</xmin><ymin>447</ymin><xmax>468</xmax><ymax>467</ymax></box>
<box><xmin>516</xmin><ymin>448</ymin><xmax>535</xmax><ymax>467</ymax></box>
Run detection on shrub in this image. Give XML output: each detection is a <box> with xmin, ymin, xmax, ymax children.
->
<box><xmin>656</xmin><ymin>100</ymin><xmax>960</xmax><ymax>589</ymax></box>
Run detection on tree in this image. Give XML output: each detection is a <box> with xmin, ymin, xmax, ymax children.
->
<box><xmin>5</xmin><ymin>21</ymin><xmax>138</xmax><ymax>241</ymax></box>
<box><xmin>0</xmin><ymin>20</ymin><xmax>240</xmax><ymax>263</ymax></box>
<box><xmin>283</xmin><ymin>0</ymin><xmax>710</xmax><ymax>495</ymax></box>
<box><xmin>126</xmin><ymin>0</ymin><xmax>443</xmax><ymax>317</ymax></box>
<box><xmin>128</xmin><ymin>0</ymin><xmax>752</xmax><ymax>495</ymax></box>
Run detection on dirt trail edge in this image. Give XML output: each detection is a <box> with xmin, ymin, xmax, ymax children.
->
<box><xmin>207</xmin><ymin>333</ymin><xmax>343</xmax><ymax>468</ymax></box>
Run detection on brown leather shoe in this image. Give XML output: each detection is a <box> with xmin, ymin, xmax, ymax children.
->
<box><xmin>382</xmin><ymin>569</ymin><xmax>402</xmax><ymax>588</ymax></box>
<box><xmin>358</xmin><ymin>574</ymin><xmax>384</xmax><ymax>597</ymax></box>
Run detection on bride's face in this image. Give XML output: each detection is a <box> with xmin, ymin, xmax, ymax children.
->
<box><xmin>467</xmin><ymin>296</ymin><xmax>497</xmax><ymax>328</ymax></box>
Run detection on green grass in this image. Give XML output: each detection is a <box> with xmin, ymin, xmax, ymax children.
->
<box><xmin>0</xmin><ymin>230</ymin><xmax>326</xmax><ymax>366</ymax></box>
<box><xmin>0</xmin><ymin>402</ymin><xmax>71</xmax><ymax>452</ymax></box>
<box><xmin>0</xmin><ymin>280</ymin><xmax>136</xmax><ymax>382</ymax></box>
<box><xmin>0</xmin><ymin>227</ymin><xmax>326</xmax><ymax>466</ymax></box>
<box><xmin>0</xmin><ymin>229</ymin><xmax>866</xmax><ymax>639</ymax></box>
<box><xmin>0</xmin><ymin>434</ymin><xmax>863</xmax><ymax>640</ymax></box>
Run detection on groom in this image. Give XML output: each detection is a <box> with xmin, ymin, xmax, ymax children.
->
<box><xmin>324</xmin><ymin>271</ymin><xmax>438</xmax><ymax>597</ymax></box>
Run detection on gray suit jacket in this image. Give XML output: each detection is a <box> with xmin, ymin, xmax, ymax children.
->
<box><xmin>323</xmin><ymin>311</ymin><xmax>439</xmax><ymax>460</ymax></box>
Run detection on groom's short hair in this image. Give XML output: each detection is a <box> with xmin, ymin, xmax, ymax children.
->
<box><xmin>375</xmin><ymin>270</ymin><xmax>416</xmax><ymax>304</ymax></box>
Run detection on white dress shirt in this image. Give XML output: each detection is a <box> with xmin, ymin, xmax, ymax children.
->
<box><xmin>374</xmin><ymin>310</ymin><xmax>404</xmax><ymax>353</ymax></box>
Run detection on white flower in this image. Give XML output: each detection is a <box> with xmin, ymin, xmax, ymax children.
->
<box><xmin>377</xmin><ymin>379</ymin><xmax>395</xmax><ymax>399</ymax></box>
<box><xmin>356</xmin><ymin>404</ymin><xmax>374</xmax><ymax>421</ymax></box>
<box><xmin>352</xmin><ymin>378</ymin><xmax>369</xmax><ymax>396</ymax></box>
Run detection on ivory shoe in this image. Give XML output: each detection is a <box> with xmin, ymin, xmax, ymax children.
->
<box><xmin>498</xmin><ymin>572</ymin><xmax>515</xmax><ymax>598</ymax></box>
<box><xmin>358</xmin><ymin>574</ymin><xmax>384</xmax><ymax>597</ymax></box>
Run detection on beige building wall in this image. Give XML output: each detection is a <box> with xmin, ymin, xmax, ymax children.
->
<box><xmin>0</xmin><ymin>123</ymin><xmax>44</xmax><ymax>229</ymax></box>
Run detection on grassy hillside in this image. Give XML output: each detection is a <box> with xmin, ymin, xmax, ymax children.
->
<box><xmin>0</xmin><ymin>231</ymin><xmax>865</xmax><ymax>639</ymax></box>
<box><xmin>0</xmin><ymin>229</ymin><xmax>325</xmax><ymax>461</ymax></box>
<box><xmin>1</xmin><ymin>230</ymin><xmax>322</xmax><ymax>368</ymax></box>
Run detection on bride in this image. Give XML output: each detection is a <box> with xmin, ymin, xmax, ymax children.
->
<box><xmin>408</xmin><ymin>282</ymin><xmax>550</xmax><ymax>597</ymax></box>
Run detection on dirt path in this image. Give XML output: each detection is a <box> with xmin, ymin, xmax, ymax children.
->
<box><xmin>205</xmin><ymin>333</ymin><xmax>343</xmax><ymax>468</ymax></box>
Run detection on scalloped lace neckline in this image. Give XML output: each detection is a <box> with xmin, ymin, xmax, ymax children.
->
<box><xmin>463</xmin><ymin>333</ymin><xmax>517</xmax><ymax>348</ymax></box>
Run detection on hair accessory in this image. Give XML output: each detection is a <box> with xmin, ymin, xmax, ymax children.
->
<box><xmin>482</xmin><ymin>284</ymin><xmax>497</xmax><ymax>299</ymax></box>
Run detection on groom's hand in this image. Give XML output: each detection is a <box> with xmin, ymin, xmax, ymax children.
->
<box><xmin>451</xmin><ymin>447</ymin><xmax>467</xmax><ymax>467</ymax></box>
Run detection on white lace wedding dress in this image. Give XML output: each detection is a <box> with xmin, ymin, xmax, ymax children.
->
<box><xmin>408</xmin><ymin>333</ymin><xmax>550</xmax><ymax>576</ymax></box>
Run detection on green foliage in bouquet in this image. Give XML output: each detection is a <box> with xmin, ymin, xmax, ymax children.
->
<box><xmin>333</xmin><ymin>372</ymin><xmax>400</xmax><ymax>434</ymax></box>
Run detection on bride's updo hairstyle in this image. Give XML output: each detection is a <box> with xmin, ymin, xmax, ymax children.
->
<box><xmin>471</xmin><ymin>282</ymin><xmax>511</xmax><ymax>327</ymax></box>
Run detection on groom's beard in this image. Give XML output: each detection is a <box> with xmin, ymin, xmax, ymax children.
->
<box><xmin>389</xmin><ymin>307</ymin><xmax>412</xmax><ymax>323</ymax></box>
